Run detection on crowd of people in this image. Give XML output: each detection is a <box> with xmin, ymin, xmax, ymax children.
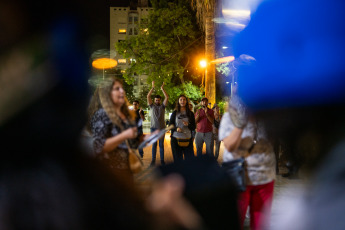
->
<box><xmin>86</xmin><ymin>75</ymin><xmax>277</xmax><ymax>229</ymax></box>
<box><xmin>86</xmin><ymin>74</ymin><xmax>279</xmax><ymax>229</ymax></box>
<box><xmin>3</xmin><ymin>0</ymin><xmax>345</xmax><ymax>229</ymax></box>
<box><xmin>104</xmin><ymin>80</ymin><xmax>223</xmax><ymax>166</ymax></box>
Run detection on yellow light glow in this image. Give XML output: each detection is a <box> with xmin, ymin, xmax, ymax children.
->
<box><xmin>92</xmin><ymin>58</ymin><xmax>118</xmax><ymax>69</ymax></box>
<box><xmin>119</xmin><ymin>29</ymin><xmax>127</xmax><ymax>33</ymax></box>
<box><xmin>210</xmin><ymin>56</ymin><xmax>235</xmax><ymax>64</ymax></box>
<box><xmin>200</xmin><ymin>60</ymin><xmax>207</xmax><ymax>68</ymax></box>
<box><xmin>118</xmin><ymin>59</ymin><xmax>126</xmax><ymax>64</ymax></box>
<box><xmin>222</xmin><ymin>9</ymin><xmax>251</xmax><ymax>18</ymax></box>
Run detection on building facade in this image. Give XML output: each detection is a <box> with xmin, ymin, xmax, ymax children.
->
<box><xmin>110</xmin><ymin>0</ymin><xmax>152</xmax><ymax>98</ymax></box>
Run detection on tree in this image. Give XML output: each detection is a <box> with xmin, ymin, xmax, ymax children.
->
<box><xmin>115</xmin><ymin>1</ymin><xmax>204</xmax><ymax>109</ymax></box>
<box><xmin>191</xmin><ymin>0</ymin><xmax>217</xmax><ymax>106</ymax></box>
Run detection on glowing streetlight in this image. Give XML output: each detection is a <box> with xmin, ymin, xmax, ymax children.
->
<box><xmin>92</xmin><ymin>58</ymin><xmax>118</xmax><ymax>79</ymax></box>
<box><xmin>200</xmin><ymin>60</ymin><xmax>207</xmax><ymax>68</ymax></box>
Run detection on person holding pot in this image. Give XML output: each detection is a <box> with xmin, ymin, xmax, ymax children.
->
<box><xmin>169</xmin><ymin>95</ymin><xmax>196</xmax><ymax>162</ymax></box>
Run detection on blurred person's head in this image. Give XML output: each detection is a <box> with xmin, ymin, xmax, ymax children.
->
<box><xmin>189</xmin><ymin>103</ymin><xmax>194</xmax><ymax>111</ymax></box>
<box><xmin>87</xmin><ymin>78</ymin><xmax>134</xmax><ymax>132</ymax></box>
<box><xmin>154</xmin><ymin>95</ymin><xmax>162</xmax><ymax>105</ymax></box>
<box><xmin>233</xmin><ymin>0</ymin><xmax>345</xmax><ymax>172</ymax></box>
<box><xmin>175</xmin><ymin>95</ymin><xmax>190</xmax><ymax>112</ymax></box>
<box><xmin>201</xmin><ymin>97</ymin><xmax>208</xmax><ymax>107</ymax></box>
<box><xmin>212</xmin><ymin>104</ymin><xmax>219</xmax><ymax>113</ymax></box>
<box><xmin>0</xmin><ymin>2</ymin><xmax>157</xmax><ymax>230</ymax></box>
<box><xmin>110</xmin><ymin>81</ymin><xmax>126</xmax><ymax>108</ymax></box>
<box><xmin>132</xmin><ymin>100</ymin><xmax>140</xmax><ymax>110</ymax></box>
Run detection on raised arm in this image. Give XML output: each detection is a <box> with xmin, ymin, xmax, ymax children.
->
<box><xmin>161</xmin><ymin>82</ymin><xmax>169</xmax><ymax>106</ymax></box>
<box><xmin>147</xmin><ymin>81</ymin><xmax>155</xmax><ymax>106</ymax></box>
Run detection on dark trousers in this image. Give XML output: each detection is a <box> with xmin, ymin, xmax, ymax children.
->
<box><xmin>171</xmin><ymin>136</ymin><xmax>194</xmax><ymax>162</ymax></box>
<box><xmin>151</xmin><ymin>128</ymin><xmax>165</xmax><ymax>164</ymax></box>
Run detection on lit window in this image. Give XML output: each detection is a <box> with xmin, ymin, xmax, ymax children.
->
<box><xmin>118</xmin><ymin>29</ymin><xmax>126</xmax><ymax>34</ymax></box>
<box><xmin>118</xmin><ymin>59</ymin><xmax>127</xmax><ymax>64</ymax></box>
<box><xmin>121</xmin><ymin>70</ymin><xmax>126</xmax><ymax>73</ymax></box>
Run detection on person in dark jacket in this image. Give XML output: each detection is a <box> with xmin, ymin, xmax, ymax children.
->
<box><xmin>169</xmin><ymin>95</ymin><xmax>196</xmax><ymax>162</ymax></box>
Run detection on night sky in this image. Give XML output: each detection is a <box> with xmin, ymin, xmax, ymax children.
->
<box><xmin>90</xmin><ymin>0</ymin><xmax>136</xmax><ymax>50</ymax></box>
<box><xmin>110</xmin><ymin>0</ymin><xmax>131</xmax><ymax>6</ymax></box>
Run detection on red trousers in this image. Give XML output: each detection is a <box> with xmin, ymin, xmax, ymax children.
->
<box><xmin>238</xmin><ymin>181</ymin><xmax>275</xmax><ymax>230</ymax></box>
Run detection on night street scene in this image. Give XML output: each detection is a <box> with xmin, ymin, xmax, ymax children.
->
<box><xmin>1</xmin><ymin>0</ymin><xmax>345</xmax><ymax>229</ymax></box>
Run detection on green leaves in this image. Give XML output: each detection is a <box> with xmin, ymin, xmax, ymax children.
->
<box><xmin>115</xmin><ymin>2</ymin><xmax>204</xmax><ymax>108</ymax></box>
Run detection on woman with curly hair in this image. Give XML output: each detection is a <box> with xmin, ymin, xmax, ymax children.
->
<box><xmin>169</xmin><ymin>95</ymin><xmax>196</xmax><ymax>162</ymax></box>
<box><xmin>87</xmin><ymin>78</ymin><xmax>141</xmax><ymax>179</ymax></box>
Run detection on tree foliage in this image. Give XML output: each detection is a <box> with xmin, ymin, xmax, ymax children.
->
<box><xmin>115</xmin><ymin>1</ymin><xmax>204</xmax><ymax>109</ymax></box>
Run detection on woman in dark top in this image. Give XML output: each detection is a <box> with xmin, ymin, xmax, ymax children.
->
<box><xmin>87</xmin><ymin>78</ymin><xmax>141</xmax><ymax>179</ymax></box>
<box><xmin>169</xmin><ymin>95</ymin><xmax>196</xmax><ymax>162</ymax></box>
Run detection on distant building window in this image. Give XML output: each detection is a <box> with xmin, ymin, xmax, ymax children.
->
<box><xmin>118</xmin><ymin>29</ymin><xmax>126</xmax><ymax>34</ymax></box>
<box><xmin>129</xmin><ymin>28</ymin><xmax>133</xmax><ymax>35</ymax></box>
<box><xmin>128</xmin><ymin>16</ymin><xmax>133</xmax><ymax>24</ymax></box>
<box><xmin>134</xmin><ymin>28</ymin><xmax>138</xmax><ymax>35</ymax></box>
<box><xmin>118</xmin><ymin>59</ymin><xmax>127</xmax><ymax>64</ymax></box>
<box><xmin>134</xmin><ymin>17</ymin><xmax>138</xmax><ymax>24</ymax></box>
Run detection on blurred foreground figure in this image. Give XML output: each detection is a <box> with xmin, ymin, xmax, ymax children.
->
<box><xmin>233</xmin><ymin>0</ymin><xmax>345</xmax><ymax>229</ymax></box>
<box><xmin>0</xmin><ymin>0</ymin><xmax>158</xmax><ymax>229</ymax></box>
<box><xmin>220</xmin><ymin>94</ymin><xmax>276</xmax><ymax>230</ymax></box>
<box><xmin>87</xmin><ymin>78</ymin><xmax>141</xmax><ymax>181</ymax></box>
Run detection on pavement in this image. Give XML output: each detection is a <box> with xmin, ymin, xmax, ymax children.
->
<box><xmin>133</xmin><ymin>132</ymin><xmax>307</xmax><ymax>230</ymax></box>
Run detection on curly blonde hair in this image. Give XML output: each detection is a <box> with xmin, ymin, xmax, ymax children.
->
<box><xmin>87</xmin><ymin>78</ymin><xmax>135</xmax><ymax>132</ymax></box>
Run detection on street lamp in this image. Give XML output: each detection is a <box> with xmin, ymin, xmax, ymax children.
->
<box><xmin>92</xmin><ymin>58</ymin><xmax>118</xmax><ymax>79</ymax></box>
<box><xmin>200</xmin><ymin>60</ymin><xmax>207</xmax><ymax>68</ymax></box>
<box><xmin>199</xmin><ymin>59</ymin><xmax>207</xmax><ymax>93</ymax></box>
